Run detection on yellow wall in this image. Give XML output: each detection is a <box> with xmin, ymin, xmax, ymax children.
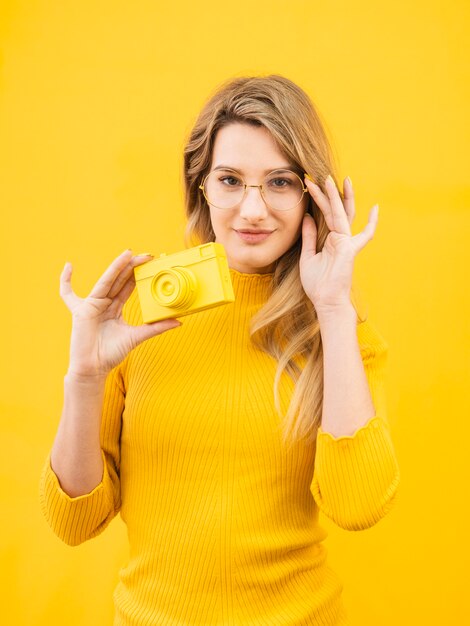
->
<box><xmin>1</xmin><ymin>1</ymin><xmax>468</xmax><ymax>624</ymax></box>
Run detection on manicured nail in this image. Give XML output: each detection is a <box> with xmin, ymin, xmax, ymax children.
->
<box><xmin>304</xmin><ymin>173</ymin><xmax>315</xmax><ymax>183</ymax></box>
<box><xmin>346</xmin><ymin>176</ymin><xmax>352</xmax><ymax>186</ymax></box>
<box><xmin>326</xmin><ymin>174</ymin><xmax>334</xmax><ymax>185</ymax></box>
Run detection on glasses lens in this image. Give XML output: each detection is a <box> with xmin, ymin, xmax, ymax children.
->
<box><xmin>203</xmin><ymin>170</ymin><xmax>245</xmax><ymax>209</ymax></box>
<box><xmin>263</xmin><ymin>170</ymin><xmax>304</xmax><ymax>211</ymax></box>
<box><xmin>203</xmin><ymin>169</ymin><xmax>304</xmax><ymax>210</ymax></box>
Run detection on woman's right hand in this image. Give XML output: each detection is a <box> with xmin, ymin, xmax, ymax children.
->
<box><xmin>59</xmin><ymin>249</ymin><xmax>182</xmax><ymax>378</ymax></box>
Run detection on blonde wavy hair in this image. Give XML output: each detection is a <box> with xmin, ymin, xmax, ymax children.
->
<box><xmin>182</xmin><ymin>74</ymin><xmax>367</xmax><ymax>447</ymax></box>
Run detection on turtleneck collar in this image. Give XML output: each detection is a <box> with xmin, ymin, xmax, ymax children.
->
<box><xmin>228</xmin><ymin>267</ymin><xmax>274</xmax><ymax>279</ymax></box>
<box><xmin>228</xmin><ymin>267</ymin><xmax>273</xmax><ymax>308</ymax></box>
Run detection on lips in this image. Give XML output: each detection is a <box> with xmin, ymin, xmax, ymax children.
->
<box><xmin>235</xmin><ymin>229</ymin><xmax>274</xmax><ymax>234</ymax></box>
<box><xmin>235</xmin><ymin>229</ymin><xmax>274</xmax><ymax>243</ymax></box>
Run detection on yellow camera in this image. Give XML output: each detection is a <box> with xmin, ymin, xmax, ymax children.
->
<box><xmin>133</xmin><ymin>242</ymin><xmax>235</xmax><ymax>323</ymax></box>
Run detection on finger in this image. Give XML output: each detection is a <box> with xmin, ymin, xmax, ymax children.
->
<box><xmin>106</xmin><ymin>261</ymin><xmax>134</xmax><ymax>300</ymax></box>
<box><xmin>59</xmin><ymin>262</ymin><xmax>82</xmax><ymax>311</ymax></box>
<box><xmin>304</xmin><ymin>177</ymin><xmax>336</xmax><ymax>232</ymax></box>
<box><xmin>352</xmin><ymin>204</ymin><xmax>379</xmax><ymax>253</ymax></box>
<box><xmin>88</xmin><ymin>249</ymin><xmax>133</xmax><ymax>300</ymax></box>
<box><xmin>343</xmin><ymin>176</ymin><xmax>355</xmax><ymax>227</ymax></box>
<box><xmin>130</xmin><ymin>318</ymin><xmax>182</xmax><ymax>347</ymax></box>
<box><xmin>300</xmin><ymin>213</ymin><xmax>317</xmax><ymax>258</ymax></box>
<box><xmin>108</xmin><ymin>254</ymin><xmax>153</xmax><ymax>299</ymax></box>
<box><xmin>324</xmin><ymin>175</ymin><xmax>351</xmax><ymax>235</ymax></box>
<box><xmin>110</xmin><ymin>273</ymin><xmax>138</xmax><ymax>317</ymax></box>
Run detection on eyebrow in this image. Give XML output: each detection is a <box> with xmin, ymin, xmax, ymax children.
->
<box><xmin>212</xmin><ymin>164</ymin><xmax>296</xmax><ymax>174</ymax></box>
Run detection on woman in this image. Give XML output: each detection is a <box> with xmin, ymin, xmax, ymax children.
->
<box><xmin>39</xmin><ymin>74</ymin><xmax>400</xmax><ymax>625</ymax></box>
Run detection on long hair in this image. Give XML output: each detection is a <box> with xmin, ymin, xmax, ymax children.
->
<box><xmin>182</xmin><ymin>74</ymin><xmax>367</xmax><ymax>447</ymax></box>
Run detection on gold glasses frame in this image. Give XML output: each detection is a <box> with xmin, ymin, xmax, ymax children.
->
<box><xmin>198</xmin><ymin>168</ymin><xmax>309</xmax><ymax>212</ymax></box>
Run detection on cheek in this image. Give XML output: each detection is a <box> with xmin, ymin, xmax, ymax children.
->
<box><xmin>209</xmin><ymin>210</ymin><xmax>232</xmax><ymax>240</ymax></box>
<box><xmin>287</xmin><ymin>213</ymin><xmax>305</xmax><ymax>238</ymax></box>
<box><xmin>209</xmin><ymin>210</ymin><xmax>222</xmax><ymax>231</ymax></box>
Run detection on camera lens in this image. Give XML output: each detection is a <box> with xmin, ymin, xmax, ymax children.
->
<box><xmin>151</xmin><ymin>267</ymin><xmax>197</xmax><ymax>308</ymax></box>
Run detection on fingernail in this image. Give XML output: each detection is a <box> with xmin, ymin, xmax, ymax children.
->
<box><xmin>326</xmin><ymin>174</ymin><xmax>334</xmax><ymax>185</ymax></box>
<box><xmin>346</xmin><ymin>176</ymin><xmax>352</xmax><ymax>186</ymax></box>
<box><xmin>304</xmin><ymin>173</ymin><xmax>315</xmax><ymax>183</ymax></box>
<box><xmin>136</xmin><ymin>252</ymin><xmax>153</xmax><ymax>257</ymax></box>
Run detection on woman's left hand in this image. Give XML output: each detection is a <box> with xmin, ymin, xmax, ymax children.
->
<box><xmin>299</xmin><ymin>174</ymin><xmax>379</xmax><ymax>319</ymax></box>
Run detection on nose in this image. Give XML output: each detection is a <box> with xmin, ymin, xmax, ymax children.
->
<box><xmin>238</xmin><ymin>185</ymin><xmax>269</xmax><ymax>222</ymax></box>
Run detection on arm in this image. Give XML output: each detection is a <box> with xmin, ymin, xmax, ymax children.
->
<box><xmin>39</xmin><ymin>366</ymin><xmax>125</xmax><ymax>546</ymax></box>
<box><xmin>310</xmin><ymin>314</ymin><xmax>400</xmax><ymax>531</ymax></box>
<box><xmin>38</xmin><ymin>363</ymin><xmax>125</xmax><ymax>546</ymax></box>
<box><xmin>49</xmin><ymin>372</ymin><xmax>108</xmax><ymax>498</ymax></box>
<box><xmin>38</xmin><ymin>253</ymin><xmax>179</xmax><ymax>547</ymax></box>
<box><xmin>318</xmin><ymin>304</ymin><xmax>376</xmax><ymax>438</ymax></box>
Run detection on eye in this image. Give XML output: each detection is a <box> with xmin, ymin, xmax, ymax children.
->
<box><xmin>268</xmin><ymin>177</ymin><xmax>292</xmax><ymax>188</ymax></box>
<box><xmin>220</xmin><ymin>176</ymin><xmax>242</xmax><ymax>186</ymax></box>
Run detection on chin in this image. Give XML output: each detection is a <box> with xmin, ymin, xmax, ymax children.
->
<box><xmin>228</xmin><ymin>250</ymin><xmax>278</xmax><ymax>272</ymax></box>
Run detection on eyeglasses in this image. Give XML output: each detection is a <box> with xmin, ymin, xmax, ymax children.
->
<box><xmin>199</xmin><ymin>168</ymin><xmax>308</xmax><ymax>211</ymax></box>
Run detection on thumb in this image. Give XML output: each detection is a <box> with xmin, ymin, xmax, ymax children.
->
<box><xmin>131</xmin><ymin>318</ymin><xmax>182</xmax><ymax>347</ymax></box>
<box><xmin>300</xmin><ymin>213</ymin><xmax>317</xmax><ymax>258</ymax></box>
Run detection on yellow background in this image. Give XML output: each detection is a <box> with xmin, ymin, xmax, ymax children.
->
<box><xmin>1</xmin><ymin>1</ymin><xmax>468</xmax><ymax>624</ymax></box>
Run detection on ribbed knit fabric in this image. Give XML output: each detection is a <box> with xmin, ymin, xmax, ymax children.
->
<box><xmin>39</xmin><ymin>268</ymin><xmax>400</xmax><ymax>626</ymax></box>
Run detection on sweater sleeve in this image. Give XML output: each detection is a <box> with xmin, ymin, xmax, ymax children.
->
<box><xmin>38</xmin><ymin>363</ymin><xmax>125</xmax><ymax>546</ymax></box>
<box><xmin>310</xmin><ymin>318</ymin><xmax>400</xmax><ymax>531</ymax></box>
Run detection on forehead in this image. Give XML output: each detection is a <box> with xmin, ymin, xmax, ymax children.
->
<box><xmin>210</xmin><ymin>123</ymin><xmax>294</xmax><ymax>173</ymax></box>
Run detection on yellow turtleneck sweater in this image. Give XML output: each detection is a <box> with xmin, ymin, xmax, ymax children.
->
<box><xmin>39</xmin><ymin>268</ymin><xmax>400</xmax><ymax>626</ymax></box>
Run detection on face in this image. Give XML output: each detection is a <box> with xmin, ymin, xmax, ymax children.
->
<box><xmin>206</xmin><ymin>122</ymin><xmax>309</xmax><ymax>274</ymax></box>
